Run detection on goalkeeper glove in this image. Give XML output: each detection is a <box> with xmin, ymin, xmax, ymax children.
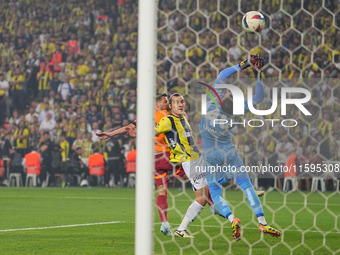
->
<box><xmin>251</xmin><ymin>57</ymin><xmax>265</xmax><ymax>79</ymax></box>
<box><xmin>239</xmin><ymin>54</ymin><xmax>259</xmax><ymax>70</ymax></box>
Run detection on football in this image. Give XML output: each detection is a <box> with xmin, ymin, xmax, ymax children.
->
<box><xmin>242</xmin><ymin>11</ymin><xmax>265</xmax><ymax>33</ymax></box>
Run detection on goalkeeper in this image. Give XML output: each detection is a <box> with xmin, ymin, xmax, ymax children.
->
<box><xmin>198</xmin><ymin>55</ymin><xmax>281</xmax><ymax>241</ymax></box>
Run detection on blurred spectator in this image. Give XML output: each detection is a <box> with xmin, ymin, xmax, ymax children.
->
<box><xmin>36</xmin><ymin>97</ymin><xmax>52</xmax><ymax>114</ymax></box>
<box><xmin>38</xmin><ymin>144</ymin><xmax>51</xmax><ymax>187</ymax></box>
<box><xmin>39</xmin><ymin>112</ymin><xmax>56</xmax><ymax>135</ymax></box>
<box><xmin>88</xmin><ymin>147</ymin><xmax>106</xmax><ymax>186</ymax></box>
<box><xmin>9</xmin><ymin>147</ymin><xmax>25</xmax><ymax>184</ymax></box>
<box><xmin>37</xmin><ymin>63</ymin><xmax>52</xmax><ymax>99</ymax></box>
<box><xmin>91</xmin><ymin>122</ymin><xmax>101</xmax><ymax>143</ymax></box>
<box><xmin>67</xmin><ymin>147</ymin><xmax>88</xmax><ymax>186</ymax></box>
<box><xmin>50</xmin><ymin>144</ymin><xmax>63</xmax><ymax>186</ymax></box>
<box><xmin>87</xmin><ymin>105</ymin><xmax>101</xmax><ymax>126</ymax></box>
<box><xmin>82</xmin><ymin>133</ymin><xmax>94</xmax><ymax>158</ymax></box>
<box><xmin>125</xmin><ymin>147</ymin><xmax>136</xmax><ymax>186</ymax></box>
<box><xmin>78</xmin><ymin>115</ymin><xmax>92</xmax><ymax>134</ymax></box>
<box><xmin>60</xmin><ymin>133</ymin><xmax>70</xmax><ymax>164</ymax></box>
<box><xmin>0</xmin><ymin>132</ymin><xmax>12</xmax><ymax>160</ymax></box>
<box><xmin>13</xmin><ymin>120</ymin><xmax>29</xmax><ymax>157</ymax></box>
<box><xmin>50</xmin><ymin>72</ymin><xmax>63</xmax><ymax>94</ymax></box>
<box><xmin>25</xmin><ymin>106</ymin><xmax>37</xmax><ymax>124</ymax></box>
<box><xmin>9</xmin><ymin>110</ymin><xmax>20</xmax><ymax>126</ymax></box>
<box><xmin>58</xmin><ymin>76</ymin><xmax>74</xmax><ymax>101</ymax></box>
<box><xmin>0</xmin><ymin>73</ymin><xmax>10</xmax><ymax>122</ymax></box>
<box><xmin>10</xmin><ymin>68</ymin><xmax>25</xmax><ymax>112</ymax></box>
<box><xmin>38</xmin><ymin>103</ymin><xmax>55</xmax><ymax>124</ymax></box>
<box><xmin>0</xmin><ymin>156</ymin><xmax>5</xmax><ymax>186</ymax></box>
<box><xmin>72</xmin><ymin>132</ymin><xmax>84</xmax><ymax>152</ymax></box>
<box><xmin>66</xmin><ymin>33</ymin><xmax>80</xmax><ymax>56</ymax></box>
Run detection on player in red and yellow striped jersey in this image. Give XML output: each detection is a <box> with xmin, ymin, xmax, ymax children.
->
<box><xmin>153</xmin><ymin>93</ymin><xmax>181</xmax><ymax>236</ymax></box>
<box><xmin>97</xmin><ymin>93</ymin><xmax>183</xmax><ymax>235</ymax></box>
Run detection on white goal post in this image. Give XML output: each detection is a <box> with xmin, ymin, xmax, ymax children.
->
<box><xmin>135</xmin><ymin>0</ymin><xmax>157</xmax><ymax>254</ymax></box>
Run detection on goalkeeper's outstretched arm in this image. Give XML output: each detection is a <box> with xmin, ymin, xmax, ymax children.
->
<box><xmin>216</xmin><ymin>55</ymin><xmax>261</xmax><ymax>84</ymax></box>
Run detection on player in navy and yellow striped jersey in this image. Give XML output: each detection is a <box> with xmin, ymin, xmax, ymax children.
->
<box><xmin>97</xmin><ymin>94</ymin><xmax>217</xmax><ymax>238</ymax></box>
<box><xmin>155</xmin><ymin>106</ymin><xmax>201</xmax><ymax>164</ymax></box>
<box><xmin>155</xmin><ymin>93</ymin><xmax>216</xmax><ymax>238</ymax></box>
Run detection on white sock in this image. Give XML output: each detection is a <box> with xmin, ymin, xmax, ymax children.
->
<box><xmin>177</xmin><ymin>201</ymin><xmax>204</xmax><ymax>231</ymax></box>
<box><xmin>258</xmin><ymin>216</ymin><xmax>267</xmax><ymax>225</ymax></box>
<box><xmin>209</xmin><ymin>204</ymin><xmax>216</xmax><ymax>215</ymax></box>
<box><xmin>162</xmin><ymin>221</ymin><xmax>170</xmax><ymax>228</ymax></box>
<box><xmin>227</xmin><ymin>214</ymin><xmax>235</xmax><ymax>223</ymax></box>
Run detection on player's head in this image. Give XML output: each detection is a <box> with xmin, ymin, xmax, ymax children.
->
<box><xmin>155</xmin><ymin>93</ymin><xmax>169</xmax><ymax>111</ymax></box>
<box><xmin>169</xmin><ymin>93</ymin><xmax>185</xmax><ymax>117</ymax></box>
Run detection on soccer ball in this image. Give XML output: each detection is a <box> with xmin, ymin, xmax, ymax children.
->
<box><xmin>242</xmin><ymin>11</ymin><xmax>265</xmax><ymax>33</ymax></box>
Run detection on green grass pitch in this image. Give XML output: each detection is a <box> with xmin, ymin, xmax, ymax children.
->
<box><xmin>0</xmin><ymin>187</ymin><xmax>339</xmax><ymax>254</ymax></box>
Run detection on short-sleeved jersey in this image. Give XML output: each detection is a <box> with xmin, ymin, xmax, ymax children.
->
<box><xmin>155</xmin><ymin>114</ymin><xmax>201</xmax><ymax>163</ymax></box>
<box><xmin>154</xmin><ymin>110</ymin><xmax>169</xmax><ymax>153</ymax></box>
<box><xmin>132</xmin><ymin>111</ymin><xmax>170</xmax><ymax>153</ymax></box>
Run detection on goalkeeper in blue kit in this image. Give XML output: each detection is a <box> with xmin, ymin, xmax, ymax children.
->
<box><xmin>198</xmin><ymin>55</ymin><xmax>281</xmax><ymax>240</ymax></box>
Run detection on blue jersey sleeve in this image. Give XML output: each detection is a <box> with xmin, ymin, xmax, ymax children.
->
<box><xmin>244</xmin><ymin>80</ymin><xmax>264</xmax><ymax>113</ymax></box>
<box><xmin>215</xmin><ymin>65</ymin><xmax>241</xmax><ymax>83</ymax></box>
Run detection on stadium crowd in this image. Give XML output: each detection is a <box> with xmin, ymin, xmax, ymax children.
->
<box><xmin>0</xmin><ymin>0</ymin><xmax>339</xmax><ymax>189</ymax></box>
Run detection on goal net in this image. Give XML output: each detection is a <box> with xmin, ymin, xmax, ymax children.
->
<box><xmin>149</xmin><ymin>0</ymin><xmax>340</xmax><ymax>254</ymax></box>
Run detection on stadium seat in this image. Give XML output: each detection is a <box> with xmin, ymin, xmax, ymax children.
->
<box><xmin>9</xmin><ymin>173</ymin><xmax>23</xmax><ymax>187</ymax></box>
<box><xmin>283</xmin><ymin>177</ymin><xmax>298</xmax><ymax>192</ymax></box>
<box><xmin>311</xmin><ymin>177</ymin><xmax>326</xmax><ymax>192</ymax></box>
<box><xmin>26</xmin><ymin>174</ymin><xmax>40</xmax><ymax>187</ymax></box>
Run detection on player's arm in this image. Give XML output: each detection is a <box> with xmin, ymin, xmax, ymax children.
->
<box><xmin>96</xmin><ymin>122</ymin><xmax>136</xmax><ymax>139</ymax></box>
<box><xmin>250</xmin><ymin>57</ymin><xmax>265</xmax><ymax>105</ymax></box>
<box><xmin>155</xmin><ymin>116</ymin><xmax>172</xmax><ymax>137</ymax></box>
<box><xmin>251</xmin><ymin>80</ymin><xmax>264</xmax><ymax>105</ymax></box>
<box><xmin>244</xmin><ymin>65</ymin><xmax>265</xmax><ymax>113</ymax></box>
<box><xmin>216</xmin><ymin>55</ymin><xmax>261</xmax><ymax>82</ymax></box>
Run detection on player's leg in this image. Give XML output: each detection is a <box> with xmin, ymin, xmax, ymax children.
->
<box><xmin>245</xmin><ymin>172</ymin><xmax>265</xmax><ymax>198</ymax></box>
<box><xmin>175</xmin><ymin>186</ymin><xmax>207</xmax><ymax>238</ymax></box>
<box><xmin>230</xmin><ymin>149</ymin><xmax>281</xmax><ymax>237</ymax></box>
<box><xmin>207</xmin><ymin>176</ymin><xmax>242</xmax><ymax>241</ymax></box>
<box><xmin>155</xmin><ymin>152</ymin><xmax>173</xmax><ymax>236</ymax></box>
<box><xmin>204</xmin><ymin>147</ymin><xmax>248</xmax><ymax>240</ymax></box>
<box><xmin>204</xmin><ymin>185</ymin><xmax>222</xmax><ymax>216</ymax></box>
<box><xmin>155</xmin><ymin>176</ymin><xmax>171</xmax><ymax>235</ymax></box>
<box><xmin>236</xmin><ymin>172</ymin><xmax>281</xmax><ymax>236</ymax></box>
<box><xmin>203</xmin><ymin>149</ymin><xmax>235</xmax><ymax>222</ymax></box>
<box><xmin>174</xmin><ymin>162</ymin><xmax>208</xmax><ymax>238</ymax></box>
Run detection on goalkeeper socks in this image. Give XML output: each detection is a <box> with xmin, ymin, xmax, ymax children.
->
<box><xmin>208</xmin><ymin>181</ymin><xmax>234</xmax><ymax>220</ymax></box>
<box><xmin>257</xmin><ymin>216</ymin><xmax>267</xmax><ymax>226</ymax></box>
<box><xmin>177</xmin><ymin>201</ymin><xmax>204</xmax><ymax>231</ymax></box>
<box><xmin>237</xmin><ymin>174</ymin><xmax>265</xmax><ymax>217</ymax></box>
<box><xmin>227</xmin><ymin>213</ymin><xmax>235</xmax><ymax>223</ymax></box>
<box><xmin>157</xmin><ymin>195</ymin><xmax>168</xmax><ymax>222</ymax></box>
